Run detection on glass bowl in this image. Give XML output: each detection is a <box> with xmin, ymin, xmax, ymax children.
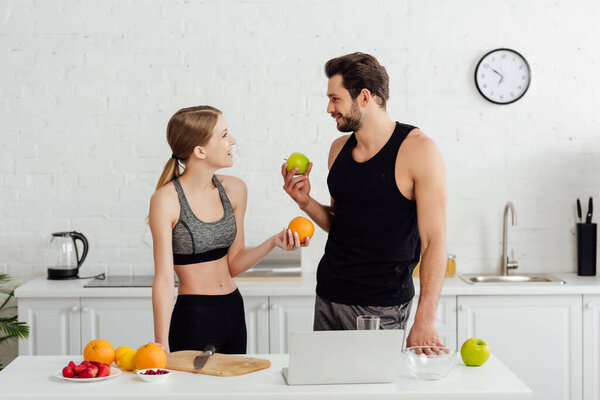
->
<box><xmin>403</xmin><ymin>346</ymin><xmax>456</xmax><ymax>380</ymax></box>
<box><xmin>136</xmin><ymin>368</ymin><xmax>172</xmax><ymax>382</ymax></box>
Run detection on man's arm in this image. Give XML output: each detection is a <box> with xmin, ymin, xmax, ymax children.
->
<box><xmin>405</xmin><ymin>135</ymin><xmax>447</xmax><ymax>348</ymax></box>
<box><xmin>281</xmin><ymin>135</ymin><xmax>349</xmax><ymax>232</ymax></box>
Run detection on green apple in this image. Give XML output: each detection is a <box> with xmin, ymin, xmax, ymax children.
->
<box><xmin>286</xmin><ymin>152</ymin><xmax>310</xmax><ymax>175</ymax></box>
<box><xmin>460</xmin><ymin>338</ymin><xmax>490</xmax><ymax>366</ymax></box>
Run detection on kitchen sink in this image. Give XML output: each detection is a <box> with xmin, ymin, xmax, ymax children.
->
<box><xmin>459</xmin><ymin>273</ymin><xmax>566</xmax><ymax>284</ymax></box>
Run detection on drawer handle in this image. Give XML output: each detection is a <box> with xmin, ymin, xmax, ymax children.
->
<box><xmin>271</xmin><ymin>303</ymin><xmax>279</xmax><ymax>310</ymax></box>
<box><xmin>587</xmin><ymin>302</ymin><xmax>593</xmax><ymax>309</ymax></box>
<box><xmin>259</xmin><ymin>303</ymin><xmax>267</xmax><ymax>310</ymax></box>
<box><xmin>71</xmin><ymin>306</ymin><xmax>79</xmax><ymax>312</ymax></box>
<box><xmin>459</xmin><ymin>305</ymin><xmax>466</xmax><ymax>312</ymax></box>
<box><xmin>81</xmin><ymin>307</ymin><xmax>89</xmax><ymax>313</ymax></box>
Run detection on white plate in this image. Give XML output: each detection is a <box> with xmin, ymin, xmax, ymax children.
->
<box><xmin>54</xmin><ymin>367</ymin><xmax>122</xmax><ymax>382</ymax></box>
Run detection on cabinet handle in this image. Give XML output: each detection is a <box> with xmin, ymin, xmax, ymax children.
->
<box><xmin>271</xmin><ymin>303</ymin><xmax>279</xmax><ymax>310</ymax></box>
<box><xmin>71</xmin><ymin>306</ymin><xmax>79</xmax><ymax>312</ymax></box>
<box><xmin>81</xmin><ymin>307</ymin><xmax>89</xmax><ymax>312</ymax></box>
<box><xmin>259</xmin><ymin>303</ymin><xmax>267</xmax><ymax>310</ymax></box>
<box><xmin>587</xmin><ymin>302</ymin><xmax>594</xmax><ymax>309</ymax></box>
<box><xmin>459</xmin><ymin>305</ymin><xmax>465</xmax><ymax>312</ymax></box>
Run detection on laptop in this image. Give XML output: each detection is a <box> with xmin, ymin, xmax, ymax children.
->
<box><xmin>282</xmin><ymin>329</ymin><xmax>404</xmax><ymax>385</ymax></box>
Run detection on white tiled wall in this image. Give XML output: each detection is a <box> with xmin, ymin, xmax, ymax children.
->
<box><xmin>2</xmin><ymin>0</ymin><xmax>600</xmax><ymax>287</ymax></box>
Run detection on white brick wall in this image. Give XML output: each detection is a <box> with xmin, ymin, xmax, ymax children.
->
<box><xmin>2</xmin><ymin>0</ymin><xmax>600</xmax><ymax>291</ymax></box>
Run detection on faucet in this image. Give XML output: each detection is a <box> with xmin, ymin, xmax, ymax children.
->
<box><xmin>501</xmin><ymin>201</ymin><xmax>519</xmax><ymax>276</ymax></box>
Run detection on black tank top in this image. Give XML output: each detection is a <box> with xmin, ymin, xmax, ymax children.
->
<box><xmin>316</xmin><ymin>122</ymin><xmax>421</xmax><ymax>306</ymax></box>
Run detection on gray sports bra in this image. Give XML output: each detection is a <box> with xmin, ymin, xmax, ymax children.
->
<box><xmin>171</xmin><ymin>176</ymin><xmax>237</xmax><ymax>265</ymax></box>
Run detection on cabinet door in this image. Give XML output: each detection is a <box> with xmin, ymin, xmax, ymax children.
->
<box><xmin>243</xmin><ymin>296</ymin><xmax>269</xmax><ymax>354</ymax></box>
<box><xmin>457</xmin><ymin>295</ymin><xmax>582</xmax><ymax>400</ymax></box>
<box><xmin>269</xmin><ymin>296</ymin><xmax>315</xmax><ymax>354</ymax></box>
<box><xmin>583</xmin><ymin>294</ymin><xmax>600</xmax><ymax>400</ymax></box>
<box><xmin>405</xmin><ymin>295</ymin><xmax>457</xmax><ymax>349</ymax></box>
<box><xmin>17</xmin><ymin>298</ymin><xmax>81</xmax><ymax>356</ymax></box>
<box><xmin>80</xmin><ymin>298</ymin><xmax>154</xmax><ymax>350</ymax></box>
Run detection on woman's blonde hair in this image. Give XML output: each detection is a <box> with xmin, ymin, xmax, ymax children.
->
<box><xmin>155</xmin><ymin>105</ymin><xmax>222</xmax><ymax>191</ymax></box>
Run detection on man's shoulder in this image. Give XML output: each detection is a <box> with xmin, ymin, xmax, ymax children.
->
<box><xmin>402</xmin><ymin>128</ymin><xmax>438</xmax><ymax>155</ymax></box>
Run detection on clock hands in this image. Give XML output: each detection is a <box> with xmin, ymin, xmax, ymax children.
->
<box><xmin>492</xmin><ymin>68</ymin><xmax>504</xmax><ymax>84</ymax></box>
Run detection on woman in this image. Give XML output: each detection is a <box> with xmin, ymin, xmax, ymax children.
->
<box><xmin>149</xmin><ymin>105</ymin><xmax>308</xmax><ymax>354</ymax></box>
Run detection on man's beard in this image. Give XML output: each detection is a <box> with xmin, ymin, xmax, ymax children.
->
<box><xmin>334</xmin><ymin>100</ymin><xmax>362</xmax><ymax>132</ymax></box>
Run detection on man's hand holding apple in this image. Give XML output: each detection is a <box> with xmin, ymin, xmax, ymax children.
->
<box><xmin>281</xmin><ymin>162</ymin><xmax>313</xmax><ymax>209</ymax></box>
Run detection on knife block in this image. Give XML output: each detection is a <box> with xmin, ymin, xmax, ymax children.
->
<box><xmin>577</xmin><ymin>223</ymin><xmax>597</xmax><ymax>276</ymax></box>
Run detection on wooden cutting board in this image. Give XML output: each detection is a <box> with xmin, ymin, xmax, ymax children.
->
<box><xmin>166</xmin><ymin>350</ymin><xmax>271</xmax><ymax>376</ymax></box>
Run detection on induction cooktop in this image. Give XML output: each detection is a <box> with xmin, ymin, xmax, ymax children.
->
<box><xmin>84</xmin><ymin>275</ymin><xmax>178</xmax><ymax>288</ymax></box>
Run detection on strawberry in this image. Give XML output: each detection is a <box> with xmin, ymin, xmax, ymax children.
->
<box><xmin>62</xmin><ymin>366</ymin><xmax>75</xmax><ymax>378</ymax></box>
<box><xmin>74</xmin><ymin>364</ymin><xmax>86</xmax><ymax>376</ymax></box>
<box><xmin>97</xmin><ymin>364</ymin><xmax>111</xmax><ymax>377</ymax></box>
<box><xmin>89</xmin><ymin>361</ymin><xmax>101</xmax><ymax>367</ymax></box>
<box><xmin>87</xmin><ymin>364</ymin><xmax>99</xmax><ymax>377</ymax></box>
<box><xmin>81</xmin><ymin>361</ymin><xmax>91</xmax><ymax>367</ymax></box>
<box><xmin>78</xmin><ymin>368</ymin><xmax>95</xmax><ymax>379</ymax></box>
<box><xmin>68</xmin><ymin>361</ymin><xmax>76</xmax><ymax>369</ymax></box>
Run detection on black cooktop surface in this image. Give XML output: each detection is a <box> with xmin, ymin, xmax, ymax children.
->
<box><xmin>84</xmin><ymin>275</ymin><xmax>178</xmax><ymax>288</ymax></box>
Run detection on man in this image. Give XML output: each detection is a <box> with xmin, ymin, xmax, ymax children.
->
<box><xmin>281</xmin><ymin>52</ymin><xmax>447</xmax><ymax>347</ymax></box>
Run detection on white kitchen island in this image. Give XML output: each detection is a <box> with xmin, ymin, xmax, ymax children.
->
<box><xmin>0</xmin><ymin>354</ymin><xmax>531</xmax><ymax>399</ymax></box>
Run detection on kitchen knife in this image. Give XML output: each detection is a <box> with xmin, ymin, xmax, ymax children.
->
<box><xmin>193</xmin><ymin>345</ymin><xmax>216</xmax><ymax>370</ymax></box>
<box><xmin>586</xmin><ymin>197</ymin><xmax>593</xmax><ymax>224</ymax></box>
<box><xmin>577</xmin><ymin>198</ymin><xmax>582</xmax><ymax>222</ymax></box>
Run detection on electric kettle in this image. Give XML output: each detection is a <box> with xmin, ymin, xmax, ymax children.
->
<box><xmin>47</xmin><ymin>231</ymin><xmax>89</xmax><ymax>280</ymax></box>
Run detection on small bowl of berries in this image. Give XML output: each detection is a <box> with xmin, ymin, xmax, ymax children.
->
<box><xmin>136</xmin><ymin>368</ymin><xmax>172</xmax><ymax>382</ymax></box>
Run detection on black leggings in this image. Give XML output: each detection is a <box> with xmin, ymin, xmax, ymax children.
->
<box><xmin>168</xmin><ymin>289</ymin><xmax>247</xmax><ymax>354</ymax></box>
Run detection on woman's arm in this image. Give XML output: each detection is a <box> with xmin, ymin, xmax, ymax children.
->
<box><xmin>148</xmin><ymin>189</ymin><xmax>177</xmax><ymax>352</ymax></box>
<box><xmin>225</xmin><ymin>176</ymin><xmax>304</xmax><ymax>277</ymax></box>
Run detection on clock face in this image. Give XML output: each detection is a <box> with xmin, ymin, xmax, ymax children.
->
<box><xmin>475</xmin><ymin>48</ymin><xmax>531</xmax><ymax>104</ymax></box>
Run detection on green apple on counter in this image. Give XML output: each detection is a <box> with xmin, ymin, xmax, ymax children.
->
<box><xmin>460</xmin><ymin>338</ymin><xmax>490</xmax><ymax>366</ymax></box>
<box><xmin>286</xmin><ymin>152</ymin><xmax>310</xmax><ymax>175</ymax></box>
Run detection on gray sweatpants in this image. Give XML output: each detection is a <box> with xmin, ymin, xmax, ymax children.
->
<box><xmin>313</xmin><ymin>295</ymin><xmax>413</xmax><ymax>331</ymax></box>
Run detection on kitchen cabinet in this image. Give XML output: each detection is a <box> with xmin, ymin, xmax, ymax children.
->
<box><xmin>80</xmin><ymin>298</ymin><xmax>154</xmax><ymax>349</ymax></box>
<box><xmin>405</xmin><ymin>295</ymin><xmax>456</xmax><ymax>349</ymax></box>
<box><xmin>17</xmin><ymin>298</ymin><xmax>81</xmax><ymax>356</ymax></box>
<box><xmin>457</xmin><ymin>295</ymin><xmax>582</xmax><ymax>400</ymax></box>
<box><xmin>244</xmin><ymin>295</ymin><xmax>315</xmax><ymax>354</ymax></box>
<box><xmin>268</xmin><ymin>295</ymin><xmax>315</xmax><ymax>353</ymax></box>
<box><xmin>583</xmin><ymin>294</ymin><xmax>600</xmax><ymax>400</ymax></box>
<box><xmin>18</xmin><ymin>295</ymin><xmax>315</xmax><ymax>356</ymax></box>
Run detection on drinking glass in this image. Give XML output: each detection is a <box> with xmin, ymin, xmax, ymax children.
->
<box><xmin>356</xmin><ymin>315</ymin><xmax>380</xmax><ymax>330</ymax></box>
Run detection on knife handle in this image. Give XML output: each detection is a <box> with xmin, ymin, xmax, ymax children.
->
<box><xmin>587</xmin><ymin>197</ymin><xmax>593</xmax><ymax>224</ymax></box>
<box><xmin>204</xmin><ymin>345</ymin><xmax>216</xmax><ymax>355</ymax></box>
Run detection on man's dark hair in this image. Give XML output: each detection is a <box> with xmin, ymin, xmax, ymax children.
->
<box><xmin>324</xmin><ymin>52</ymin><xmax>390</xmax><ymax>108</ymax></box>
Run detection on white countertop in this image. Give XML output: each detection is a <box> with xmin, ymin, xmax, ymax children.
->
<box><xmin>0</xmin><ymin>354</ymin><xmax>532</xmax><ymax>400</ymax></box>
<box><xmin>14</xmin><ymin>273</ymin><xmax>600</xmax><ymax>298</ymax></box>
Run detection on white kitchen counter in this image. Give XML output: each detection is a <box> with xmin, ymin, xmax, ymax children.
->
<box><xmin>0</xmin><ymin>354</ymin><xmax>532</xmax><ymax>399</ymax></box>
<box><xmin>14</xmin><ymin>272</ymin><xmax>600</xmax><ymax>298</ymax></box>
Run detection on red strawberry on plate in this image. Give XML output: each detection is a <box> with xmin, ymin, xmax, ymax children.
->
<box><xmin>78</xmin><ymin>368</ymin><xmax>94</xmax><ymax>379</ymax></box>
<box><xmin>81</xmin><ymin>361</ymin><xmax>91</xmax><ymax>367</ymax></box>
<box><xmin>68</xmin><ymin>361</ymin><xmax>76</xmax><ymax>369</ymax></box>
<box><xmin>87</xmin><ymin>364</ymin><xmax>99</xmax><ymax>377</ymax></box>
<box><xmin>97</xmin><ymin>364</ymin><xmax>111</xmax><ymax>377</ymax></box>
<box><xmin>62</xmin><ymin>366</ymin><xmax>75</xmax><ymax>378</ymax></box>
<box><xmin>74</xmin><ymin>364</ymin><xmax>86</xmax><ymax>376</ymax></box>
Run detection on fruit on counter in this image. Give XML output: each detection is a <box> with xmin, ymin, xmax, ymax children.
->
<box><xmin>84</xmin><ymin>339</ymin><xmax>115</xmax><ymax>365</ymax></box>
<box><xmin>87</xmin><ymin>364</ymin><xmax>99</xmax><ymax>377</ymax></box>
<box><xmin>97</xmin><ymin>363</ymin><xmax>111</xmax><ymax>377</ymax></box>
<box><xmin>78</xmin><ymin>368</ymin><xmax>95</xmax><ymax>379</ymax></box>
<box><xmin>460</xmin><ymin>337</ymin><xmax>491</xmax><ymax>366</ymax></box>
<box><xmin>62</xmin><ymin>366</ymin><xmax>75</xmax><ymax>378</ymax></box>
<box><xmin>288</xmin><ymin>216</ymin><xmax>315</xmax><ymax>244</ymax></box>
<box><xmin>141</xmin><ymin>369</ymin><xmax>170</xmax><ymax>375</ymax></box>
<box><xmin>285</xmin><ymin>152</ymin><xmax>310</xmax><ymax>175</ymax></box>
<box><xmin>134</xmin><ymin>343</ymin><xmax>167</xmax><ymax>370</ymax></box>
<box><xmin>114</xmin><ymin>346</ymin><xmax>134</xmax><ymax>365</ymax></box>
<box><xmin>73</xmin><ymin>363</ymin><xmax>87</xmax><ymax>375</ymax></box>
<box><xmin>117</xmin><ymin>349</ymin><xmax>138</xmax><ymax>371</ymax></box>
<box><xmin>62</xmin><ymin>360</ymin><xmax>112</xmax><ymax>379</ymax></box>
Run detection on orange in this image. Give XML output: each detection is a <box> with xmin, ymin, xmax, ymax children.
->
<box><xmin>83</xmin><ymin>339</ymin><xmax>115</xmax><ymax>365</ymax></box>
<box><xmin>288</xmin><ymin>216</ymin><xmax>315</xmax><ymax>244</ymax></box>
<box><xmin>134</xmin><ymin>343</ymin><xmax>167</xmax><ymax>370</ymax></box>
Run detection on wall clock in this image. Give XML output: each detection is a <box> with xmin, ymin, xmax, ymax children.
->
<box><xmin>475</xmin><ymin>48</ymin><xmax>531</xmax><ymax>104</ymax></box>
